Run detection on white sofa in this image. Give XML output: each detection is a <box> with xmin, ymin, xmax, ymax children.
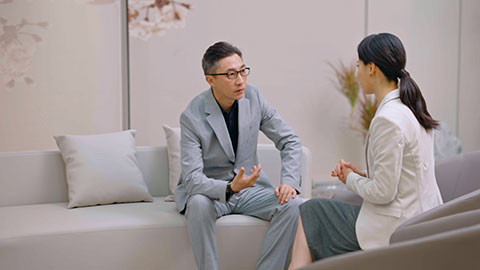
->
<box><xmin>0</xmin><ymin>144</ymin><xmax>312</xmax><ymax>270</ymax></box>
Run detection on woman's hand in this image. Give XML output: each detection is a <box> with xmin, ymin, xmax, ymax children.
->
<box><xmin>331</xmin><ymin>159</ymin><xmax>364</xmax><ymax>184</ymax></box>
<box><xmin>342</xmin><ymin>161</ymin><xmax>367</xmax><ymax>177</ymax></box>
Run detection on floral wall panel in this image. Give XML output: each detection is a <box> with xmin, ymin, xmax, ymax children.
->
<box><xmin>0</xmin><ymin>17</ymin><xmax>48</xmax><ymax>90</ymax></box>
<box><xmin>0</xmin><ymin>0</ymin><xmax>123</xmax><ymax>151</ymax></box>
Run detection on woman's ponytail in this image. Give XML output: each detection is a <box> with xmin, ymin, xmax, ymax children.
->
<box><xmin>398</xmin><ymin>69</ymin><xmax>438</xmax><ymax>130</ymax></box>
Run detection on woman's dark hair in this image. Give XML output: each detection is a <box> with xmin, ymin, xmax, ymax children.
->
<box><xmin>202</xmin><ymin>41</ymin><xmax>242</xmax><ymax>75</ymax></box>
<box><xmin>357</xmin><ymin>33</ymin><xmax>438</xmax><ymax>131</ymax></box>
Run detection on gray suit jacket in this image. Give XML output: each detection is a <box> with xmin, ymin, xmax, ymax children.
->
<box><xmin>174</xmin><ymin>83</ymin><xmax>302</xmax><ymax>212</ymax></box>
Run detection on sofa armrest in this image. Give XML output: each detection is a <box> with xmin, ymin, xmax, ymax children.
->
<box><xmin>300</xmin><ymin>224</ymin><xmax>480</xmax><ymax>270</ymax></box>
<box><xmin>397</xmin><ymin>188</ymin><xmax>480</xmax><ymax>229</ymax></box>
<box><xmin>390</xmin><ymin>208</ymin><xmax>480</xmax><ymax>243</ymax></box>
<box><xmin>257</xmin><ymin>144</ymin><xmax>312</xmax><ymax>198</ymax></box>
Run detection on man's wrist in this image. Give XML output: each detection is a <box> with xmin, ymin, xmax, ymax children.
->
<box><xmin>227</xmin><ymin>182</ymin><xmax>237</xmax><ymax>194</ymax></box>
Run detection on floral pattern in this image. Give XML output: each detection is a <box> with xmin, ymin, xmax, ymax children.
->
<box><xmin>75</xmin><ymin>0</ymin><xmax>117</xmax><ymax>4</ymax></box>
<box><xmin>0</xmin><ymin>17</ymin><xmax>48</xmax><ymax>91</ymax></box>
<box><xmin>0</xmin><ymin>0</ymin><xmax>191</xmax><ymax>91</ymax></box>
<box><xmin>128</xmin><ymin>0</ymin><xmax>192</xmax><ymax>41</ymax></box>
<box><xmin>78</xmin><ymin>0</ymin><xmax>193</xmax><ymax>40</ymax></box>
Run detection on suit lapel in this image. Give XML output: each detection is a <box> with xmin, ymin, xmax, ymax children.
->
<box><xmin>236</xmin><ymin>97</ymin><xmax>250</xmax><ymax>161</ymax></box>
<box><xmin>365</xmin><ymin>130</ymin><xmax>371</xmax><ymax>178</ymax></box>
<box><xmin>205</xmin><ymin>90</ymin><xmax>235</xmax><ymax>162</ymax></box>
<box><xmin>365</xmin><ymin>89</ymin><xmax>400</xmax><ymax>178</ymax></box>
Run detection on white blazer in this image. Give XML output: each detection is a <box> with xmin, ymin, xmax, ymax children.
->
<box><xmin>346</xmin><ymin>89</ymin><xmax>443</xmax><ymax>250</ymax></box>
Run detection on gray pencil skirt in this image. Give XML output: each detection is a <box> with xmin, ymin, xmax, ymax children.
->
<box><xmin>299</xmin><ymin>198</ymin><xmax>361</xmax><ymax>261</ymax></box>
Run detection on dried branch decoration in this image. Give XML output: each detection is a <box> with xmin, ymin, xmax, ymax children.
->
<box><xmin>329</xmin><ymin>60</ymin><xmax>377</xmax><ymax>138</ymax></box>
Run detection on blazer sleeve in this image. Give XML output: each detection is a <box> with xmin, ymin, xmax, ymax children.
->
<box><xmin>346</xmin><ymin>116</ymin><xmax>405</xmax><ymax>204</ymax></box>
<box><xmin>179</xmin><ymin>112</ymin><xmax>229</xmax><ymax>204</ymax></box>
<box><xmin>257</xmin><ymin>90</ymin><xmax>302</xmax><ymax>193</ymax></box>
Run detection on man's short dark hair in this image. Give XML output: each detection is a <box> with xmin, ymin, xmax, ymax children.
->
<box><xmin>202</xmin><ymin>41</ymin><xmax>242</xmax><ymax>75</ymax></box>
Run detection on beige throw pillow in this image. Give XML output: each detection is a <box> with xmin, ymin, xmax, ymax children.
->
<box><xmin>162</xmin><ymin>125</ymin><xmax>181</xmax><ymax>199</ymax></box>
<box><xmin>54</xmin><ymin>130</ymin><xmax>153</xmax><ymax>208</ymax></box>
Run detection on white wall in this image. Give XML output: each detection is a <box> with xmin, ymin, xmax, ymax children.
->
<box><xmin>368</xmin><ymin>0</ymin><xmax>459</xmax><ymax>136</ymax></box>
<box><xmin>1</xmin><ymin>0</ymin><xmax>479</xmax><ymax>184</ymax></box>
<box><xmin>130</xmin><ymin>0</ymin><xmax>367</xmax><ymax>184</ymax></box>
<box><xmin>459</xmin><ymin>0</ymin><xmax>480</xmax><ymax>153</ymax></box>
<box><xmin>0</xmin><ymin>0</ymin><xmax>123</xmax><ymax>151</ymax></box>
<box><xmin>130</xmin><ymin>0</ymin><xmax>480</xmax><ymax>183</ymax></box>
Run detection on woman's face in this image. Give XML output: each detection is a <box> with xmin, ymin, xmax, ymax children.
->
<box><xmin>356</xmin><ymin>60</ymin><xmax>374</xmax><ymax>94</ymax></box>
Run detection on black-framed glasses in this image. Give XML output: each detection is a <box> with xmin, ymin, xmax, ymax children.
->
<box><xmin>207</xmin><ymin>67</ymin><xmax>250</xmax><ymax>80</ymax></box>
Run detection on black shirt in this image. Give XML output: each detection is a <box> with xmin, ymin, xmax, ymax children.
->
<box><xmin>218</xmin><ymin>100</ymin><xmax>239</xmax><ymax>155</ymax></box>
<box><xmin>215</xmin><ymin>98</ymin><xmax>239</xmax><ymax>200</ymax></box>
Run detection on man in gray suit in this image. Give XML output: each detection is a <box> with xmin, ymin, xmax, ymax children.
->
<box><xmin>174</xmin><ymin>41</ymin><xmax>303</xmax><ymax>270</ymax></box>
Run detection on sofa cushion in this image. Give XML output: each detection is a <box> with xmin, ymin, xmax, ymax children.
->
<box><xmin>162</xmin><ymin>125</ymin><xmax>181</xmax><ymax>197</ymax></box>
<box><xmin>0</xmin><ymin>197</ymin><xmax>269</xmax><ymax>240</ymax></box>
<box><xmin>0</xmin><ymin>197</ymin><xmax>270</xmax><ymax>270</ymax></box>
<box><xmin>54</xmin><ymin>130</ymin><xmax>153</xmax><ymax>208</ymax></box>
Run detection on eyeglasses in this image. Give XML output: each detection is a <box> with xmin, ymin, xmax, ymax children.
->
<box><xmin>207</xmin><ymin>67</ymin><xmax>250</xmax><ymax>80</ymax></box>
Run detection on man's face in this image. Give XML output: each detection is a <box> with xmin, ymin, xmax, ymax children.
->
<box><xmin>206</xmin><ymin>54</ymin><xmax>246</xmax><ymax>107</ymax></box>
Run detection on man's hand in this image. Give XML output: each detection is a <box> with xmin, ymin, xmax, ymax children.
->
<box><xmin>230</xmin><ymin>165</ymin><xmax>262</xmax><ymax>192</ymax></box>
<box><xmin>274</xmin><ymin>184</ymin><xmax>297</xmax><ymax>204</ymax></box>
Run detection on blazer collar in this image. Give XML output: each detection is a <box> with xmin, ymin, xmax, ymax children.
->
<box><xmin>204</xmin><ymin>89</ymin><xmax>236</xmax><ymax>162</ymax></box>
<box><xmin>376</xmin><ymin>88</ymin><xmax>400</xmax><ymax>115</ymax></box>
<box><xmin>364</xmin><ymin>89</ymin><xmax>399</xmax><ymax>177</ymax></box>
<box><xmin>236</xmin><ymin>95</ymin><xmax>250</xmax><ymax>162</ymax></box>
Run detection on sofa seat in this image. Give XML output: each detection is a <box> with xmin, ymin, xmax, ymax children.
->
<box><xmin>0</xmin><ymin>145</ymin><xmax>312</xmax><ymax>270</ymax></box>
<box><xmin>0</xmin><ymin>197</ymin><xmax>272</xmax><ymax>270</ymax></box>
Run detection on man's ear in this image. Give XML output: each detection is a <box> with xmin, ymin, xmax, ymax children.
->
<box><xmin>205</xmin><ymin>75</ymin><xmax>215</xmax><ymax>87</ymax></box>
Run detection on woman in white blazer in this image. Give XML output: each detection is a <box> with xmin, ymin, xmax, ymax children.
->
<box><xmin>289</xmin><ymin>33</ymin><xmax>443</xmax><ymax>269</ymax></box>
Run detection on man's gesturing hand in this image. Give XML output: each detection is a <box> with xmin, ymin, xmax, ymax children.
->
<box><xmin>274</xmin><ymin>184</ymin><xmax>297</xmax><ymax>204</ymax></box>
<box><xmin>230</xmin><ymin>165</ymin><xmax>262</xmax><ymax>193</ymax></box>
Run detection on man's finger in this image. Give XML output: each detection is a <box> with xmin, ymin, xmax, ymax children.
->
<box><xmin>279</xmin><ymin>192</ymin><xmax>287</xmax><ymax>204</ymax></box>
<box><xmin>280</xmin><ymin>187</ymin><xmax>289</xmax><ymax>203</ymax></box>
<box><xmin>285</xmin><ymin>190</ymin><xmax>294</xmax><ymax>203</ymax></box>
<box><xmin>277</xmin><ymin>187</ymin><xmax>285</xmax><ymax>203</ymax></box>
<box><xmin>277</xmin><ymin>188</ymin><xmax>283</xmax><ymax>202</ymax></box>
<box><xmin>237</xmin><ymin>167</ymin><xmax>245</xmax><ymax>178</ymax></box>
<box><xmin>283</xmin><ymin>190</ymin><xmax>294</xmax><ymax>203</ymax></box>
<box><xmin>285</xmin><ymin>190</ymin><xmax>294</xmax><ymax>202</ymax></box>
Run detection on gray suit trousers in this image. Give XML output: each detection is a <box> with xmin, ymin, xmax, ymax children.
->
<box><xmin>185</xmin><ymin>186</ymin><xmax>302</xmax><ymax>270</ymax></box>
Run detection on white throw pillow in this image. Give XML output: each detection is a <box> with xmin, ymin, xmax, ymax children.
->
<box><xmin>162</xmin><ymin>125</ymin><xmax>181</xmax><ymax>198</ymax></box>
<box><xmin>54</xmin><ymin>130</ymin><xmax>153</xmax><ymax>208</ymax></box>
